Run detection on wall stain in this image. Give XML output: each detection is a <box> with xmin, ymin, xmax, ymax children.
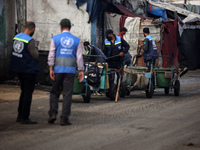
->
<box><xmin>41</xmin><ymin>0</ymin><xmax>56</xmax><ymax>14</ymax></box>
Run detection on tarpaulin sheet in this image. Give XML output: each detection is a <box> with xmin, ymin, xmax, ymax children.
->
<box><xmin>162</xmin><ymin>20</ymin><xmax>179</xmax><ymax>68</ymax></box>
<box><xmin>120</xmin><ymin>15</ymin><xmax>127</xmax><ymax>30</ymax></box>
<box><xmin>147</xmin><ymin>4</ymin><xmax>167</xmax><ymax>21</ymax></box>
<box><xmin>113</xmin><ymin>3</ymin><xmax>150</xmax><ymax>19</ymax></box>
<box><xmin>76</xmin><ymin>0</ymin><xmax>102</xmax><ymax>22</ymax></box>
<box><xmin>104</xmin><ymin>13</ymin><xmax>121</xmax><ymax>35</ymax></box>
<box><xmin>124</xmin><ymin>17</ymin><xmax>141</xmax><ymax>61</ymax></box>
<box><xmin>178</xmin><ymin>29</ymin><xmax>200</xmax><ymax>69</ymax></box>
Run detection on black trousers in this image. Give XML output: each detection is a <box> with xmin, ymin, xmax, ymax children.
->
<box><xmin>145</xmin><ymin>59</ymin><xmax>155</xmax><ymax>72</ymax></box>
<box><xmin>145</xmin><ymin>59</ymin><xmax>156</xmax><ymax>87</ymax></box>
<box><xmin>18</xmin><ymin>73</ymin><xmax>36</xmax><ymax>120</ymax></box>
<box><xmin>49</xmin><ymin>73</ymin><xmax>75</xmax><ymax>119</ymax></box>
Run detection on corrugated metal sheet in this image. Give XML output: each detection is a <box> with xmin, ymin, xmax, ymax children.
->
<box><xmin>148</xmin><ymin>1</ymin><xmax>200</xmax><ymax>17</ymax></box>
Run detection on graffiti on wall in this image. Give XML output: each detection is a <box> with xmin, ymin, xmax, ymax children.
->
<box><xmin>0</xmin><ymin>0</ymin><xmax>6</xmax><ymax>46</ymax></box>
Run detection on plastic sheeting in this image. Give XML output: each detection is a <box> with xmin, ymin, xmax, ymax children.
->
<box><xmin>147</xmin><ymin>4</ymin><xmax>167</xmax><ymax>21</ymax></box>
<box><xmin>76</xmin><ymin>0</ymin><xmax>102</xmax><ymax>22</ymax></box>
<box><xmin>177</xmin><ymin>17</ymin><xmax>200</xmax><ymax>69</ymax></box>
<box><xmin>104</xmin><ymin>13</ymin><xmax>121</xmax><ymax>36</ymax></box>
<box><xmin>178</xmin><ymin>15</ymin><xmax>200</xmax><ymax>36</ymax></box>
<box><xmin>178</xmin><ymin>29</ymin><xmax>200</xmax><ymax>69</ymax></box>
<box><xmin>123</xmin><ymin>17</ymin><xmax>141</xmax><ymax>60</ymax></box>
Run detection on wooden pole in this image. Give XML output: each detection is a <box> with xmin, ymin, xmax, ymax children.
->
<box><xmin>115</xmin><ymin>74</ymin><xmax>121</xmax><ymax>103</ymax></box>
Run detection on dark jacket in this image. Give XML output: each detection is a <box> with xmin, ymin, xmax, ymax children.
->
<box><xmin>85</xmin><ymin>45</ymin><xmax>107</xmax><ymax>62</ymax></box>
<box><xmin>10</xmin><ymin>33</ymin><xmax>39</xmax><ymax>74</ymax></box>
<box><xmin>103</xmin><ymin>35</ymin><xmax>130</xmax><ymax>62</ymax></box>
<box><xmin>142</xmin><ymin>35</ymin><xmax>158</xmax><ymax>62</ymax></box>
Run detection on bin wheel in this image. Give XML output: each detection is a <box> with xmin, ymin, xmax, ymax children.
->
<box><xmin>110</xmin><ymin>83</ymin><xmax>117</xmax><ymax>100</ymax></box>
<box><xmin>165</xmin><ymin>87</ymin><xmax>169</xmax><ymax>95</ymax></box>
<box><xmin>119</xmin><ymin>82</ymin><xmax>126</xmax><ymax>98</ymax></box>
<box><xmin>82</xmin><ymin>85</ymin><xmax>91</xmax><ymax>103</ymax></box>
<box><xmin>126</xmin><ymin>88</ymin><xmax>130</xmax><ymax>96</ymax></box>
<box><xmin>146</xmin><ymin>83</ymin><xmax>154</xmax><ymax>98</ymax></box>
<box><xmin>174</xmin><ymin>80</ymin><xmax>180</xmax><ymax>96</ymax></box>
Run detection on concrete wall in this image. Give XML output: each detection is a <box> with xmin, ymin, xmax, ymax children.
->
<box><xmin>0</xmin><ymin>0</ymin><xmax>6</xmax><ymax>56</ymax></box>
<box><xmin>27</xmin><ymin>0</ymin><xmax>91</xmax><ymax>51</ymax></box>
<box><xmin>0</xmin><ymin>0</ymin><xmax>15</xmax><ymax>81</ymax></box>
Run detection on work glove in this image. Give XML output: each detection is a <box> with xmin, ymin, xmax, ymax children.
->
<box><xmin>119</xmin><ymin>52</ymin><xmax>124</xmax><ymax>57</ymax></box>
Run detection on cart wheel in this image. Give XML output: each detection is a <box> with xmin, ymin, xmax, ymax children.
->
<box><xmin>110</xmin><ymin>83</ymin><xmax>117</xmax><ymax>100</ymax></box>
<box><xmin>119</xmin><ymin>82</ymin><xmax>126</xmax><ymax>98</ymax></box>
<box><xmin>126</xmin><ymin>88</ymin><xmax>130</xmax><ymax>96</ymax></box>
<box><xmin>165</xmin><ymin>87</ymin><xmax>169</xmax><ymax>95</ymax></box>
<box><xmin>146</xmin><ymin>83</ymin><xmax>154</xmax><ymax>98</ymax></box>
<box><xmin>82</xmin><ymin>85</ymin><xmax>91</xmax><ymax>103</ymax></box>
<box><xmin>174</xmin><ymin>80</ymin><xmax>180</xmax><ymax>96</ymax></box>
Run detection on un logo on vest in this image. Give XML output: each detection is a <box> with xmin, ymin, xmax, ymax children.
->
<box><xmin>13</xmin><ymin>40</ymin><xmax>24</xmax><ymax>53</ymax></box>
<box><xmin>61</xmin><ymin>37</ymin><xmax>74</xmax><ymax>48</ymax></box>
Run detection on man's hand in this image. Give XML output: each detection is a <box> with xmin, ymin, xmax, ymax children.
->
<box><xmin>139</xmin><ymin>41</ymin><xmax>144</xmax><ymax>46</ymax></box>
<box><xmin>78</xmin><ymin>70</ymin><xmax>84</xmax><ymax>83</ymax></box>
<box><xmin>119</xmin><ymin>52</ymin><xmax>124</xmax><ymax>57</ymax></box>
<box><xmin>49</xmin><ymin>66</ymin><xmax>55</xmax><ymax>81</ymax></box>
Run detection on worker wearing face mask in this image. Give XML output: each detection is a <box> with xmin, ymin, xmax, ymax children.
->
<box><xmin>118</xmin><ymin>27</ymin><xmax>127</xmax><ymax>39</ymax></box>
<box><xmin>103</xmin><ymin>29</ymin><xmax>130</xmax><ymax>69</ymax></box>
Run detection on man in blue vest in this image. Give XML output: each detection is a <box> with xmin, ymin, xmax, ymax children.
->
<box><xmin>47</xmin><ymin>18</ymin><xmax>84</xmax><ymax>126</ymax></box>
<box><xmin>10</xmin><ymin>22</ymin><xmax>39</xmax><ymax>124</ymax></box>
<box><xmin>141</xmin><ymin>27</ymin><xmax>158</xmax><ymax>72</ymax></box>
<box><xmin>103</xmin><ymin>29</ymin><xmax>130</xmax><ymax>69</ymax></box>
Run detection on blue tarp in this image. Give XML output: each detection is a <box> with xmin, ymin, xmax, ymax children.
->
<box><xmin>76</xmin><ymin>0</ymin><xmax>102</xmax><ymax>23</ymax></box>
<box><xmin>147</xmin><ymin>4</ymin><xmax>167</xmax><ymax>21</ymax></box>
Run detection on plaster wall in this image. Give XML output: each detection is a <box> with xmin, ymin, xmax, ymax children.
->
<box><xmin>27</xmin><ymin>0</ymin><xmax>91</xmax><ymax>51</ymax></box>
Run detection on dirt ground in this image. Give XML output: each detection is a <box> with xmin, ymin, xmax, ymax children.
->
<box><xmin>0</xmin><ymin>84</ymin><xmax>50</xmax><ymax>102</ymax></box>
<box><xmin>0</xmin><ymin>70</ymin><xmax>200</xmax><ymax>150</ymax></box>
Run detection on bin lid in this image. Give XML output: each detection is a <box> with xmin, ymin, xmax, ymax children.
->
<box><xmin>154</xmin><ymin>68</ymin><xmax>173</xmax><ymax>72</ymax></box>
<box><xmin>127</xmin><ymin>66</ymin><xmax>148</xmax><ymax>70</ymax></box>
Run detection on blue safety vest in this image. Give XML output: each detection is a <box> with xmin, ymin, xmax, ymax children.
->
<box><xmin>10</xmin><ymin>33</ymin><xmax>39</xmax><ymax>74</ymax></box>
<box><xmin>105</xmin><ymin>36</ymin><xmax>123</xmax><ymax>57</ymax></box>
<box><xmin>143</xmin><ymin>35</ymin><xmax>158</xmax><ymax>62</ymax></box>
<box><xmin>53</xmin><ymin>32</ymin><xmax>80</xmax><ymax>74</ymax></box>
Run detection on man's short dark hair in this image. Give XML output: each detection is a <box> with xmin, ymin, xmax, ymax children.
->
<box><xmin>120</xmin><ymin>27</ymin><xmax>127</xmax><ymax>32</ymax></box>
<box><xmin>60</xmin><ymin>18</ymin><xmax>71</xmax><ymax>29</ymax></box>
<box><xmin>24</xmin><ymin>21</ymin><xmax>35</xmax><ymax>29</ymax></box>
<box><xmin>143</xmin><ymin>28</ymin><xmax>150</xmax><ymax>33</ymax></box>
<box><xmin>84</xmin><ymin>41</ymin><xmax>90</xmax><ymax>47</ymax></box>
<box><xmin>106</xmin><ymin>29</ymin><xmax>113</xmax><ymax>36</ymax></box>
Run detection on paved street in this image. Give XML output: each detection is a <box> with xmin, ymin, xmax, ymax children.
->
<box><xmin>0</xmin><ymin>70</ymin><xmax>200</xmax><ymax>150</ymax></box>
